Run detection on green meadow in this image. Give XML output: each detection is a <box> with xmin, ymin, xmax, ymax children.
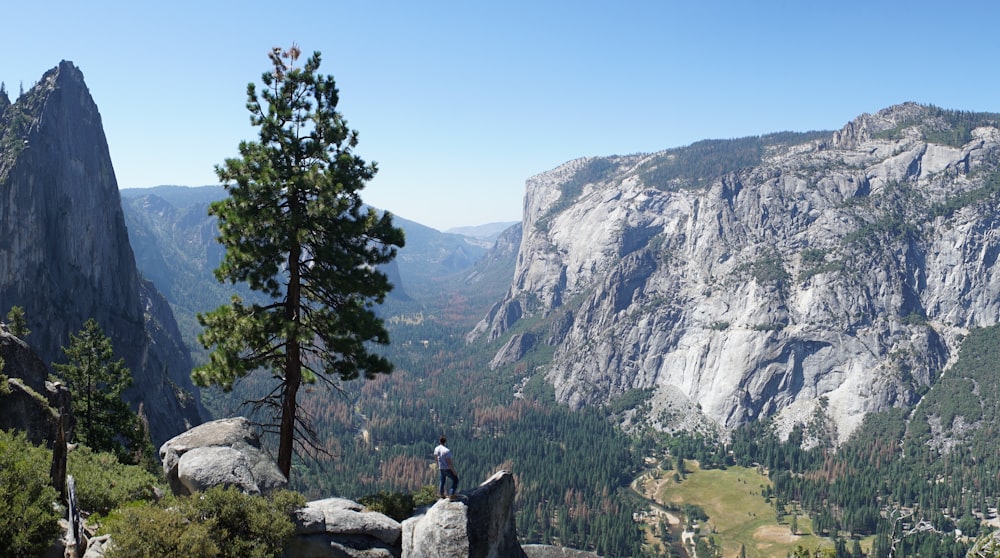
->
<box><xmin>638</xmin><ymin>461</ymin><xmax>843</xmax><ymax>558</ymax></box>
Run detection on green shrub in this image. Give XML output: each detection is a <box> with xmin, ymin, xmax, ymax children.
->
<box><xmin>194</xmin><ymin>487</ymin><xmax>305</xmax><ymax>558</ymax></box>
<box><xmin>360</xmin><ymin>490</ymin><xmax>415</xmax><ymax>521</ymax></box>
<box><xmin>799</xmin><ymin>248</ymin><xmax>828</xmax><ymax>266</ymax></box>
<box><xmin>68</xmin><ymin>445</ymin><xmax>162</xmax><ymax>515</ymax></box>
<box><xmin>412</xmin><ymin>484</ymin><xmax>439</xmax><ymax>508</ymax></box>
<box><xmin>901</xmin><ymin>311</ymin><xmax>928</xmax><ymax>326</ymax></box>
<box><xmin>752</xmin><ymin>322</ymin><xmax>787</xmax><ymax>332</ymax></box>
<box><xmin>0</xmin><ymin>430</ymin><xmax>60</xmax><ymax>557</ymax></box>
<box><xmin>102</xmin><ymin>486</ymin><xmax>305</xmax><ymax>558</ymax></box>
<box><xmin>751</xmin><ymin>251</ymin><xmax>790</xmax><ymax>286</ymax></box>
<box><xmin>104</xmin><ymin>503</ymin><xmax>220</xmax><ymax>558</ymax></box>
<box><xmin>0</xmin><ymin>353</ymin><xmax>9</xmax><ymax>395</ymax></box>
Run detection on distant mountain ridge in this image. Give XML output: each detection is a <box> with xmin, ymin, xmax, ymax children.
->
<box><xmin>121</xmin><ymin>184</ymin><xmax>227</xmax><ymax>208</ymax></box>
<box><xmin>119</xmin><ymin>185</ymin><xmax>514</xmax><ymax>363</ymax></box>
<box><xmin>446</xmin><ymin>221</ymin><xmax>520</xmax><ymax>246</ymax></box>
<box><xmin>0</xmin><ymin>62</ymin><xmax>203</xmax><ymax>444</ymax></box>
<box><xmin>472</xmin><ymin>103</ymin><xmax>1000</xmax><ymax>442</ymax></box>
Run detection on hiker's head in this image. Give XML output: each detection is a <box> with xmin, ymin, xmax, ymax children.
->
<box><xmin>440</xmin><ymin>436</ymin><xmax>447</xmax><ymax>445</ymax></box>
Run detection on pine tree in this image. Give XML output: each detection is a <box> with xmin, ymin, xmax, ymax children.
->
<box><xmin>850</xmin><ymin>539</ymin><xmax>863</xmax><ymax>558</ymax></box>
<box><xmin>195</xmin><ymin>44</ymin><xmax>405</xmax><ymax>479</ymax></box>
<box><xmin>53</xmin><ymin>319</ymin><xmax>142</xmax><ymax>461</ymax></box>
<box><xmin>5</xmin><ymin>306</ymin><xmax>29</xmax><ymax>338</ymax></box>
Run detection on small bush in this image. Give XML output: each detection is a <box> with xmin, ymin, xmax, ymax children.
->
<box><xmin>901</xmin><ymin>311</ymin><xmax>927</xmax><ymax>326</ymax></box>
<box><xmin>194</xmin><ymin>487</ymin><xmax>305</xmax><ymax>558</ymax></box>
<box><xmin>104</xmin><ymin>503</ymin><xmax>220</xmax><ymax>558</ymax></box>
<box><xmin>0</xmin><ymin>429</ymin><xmax>60</xmax><ymax>557</ymax></box>
<box><xmin>751</xmin><ymin>252</ymin><xmax>790</xmax><ymax>286</ymax></box>
<box><xmin>68</xmin><ymin>445</ymin><xmax>162</xmax><ymax>515</ymax></box>
<box><xmin>102</xmin><ymin>486</ymin><xmax>305</xmax><ymax>558</ymax></box>
<box><xmin>0</xmin><ymin>353</ymin><xmax>9</xmax><ymax>395</ymax></box>
<box><xmin>360</xmin><ymin>490</ymin><xmax>415</xmax><ymax>521</ymax></box>
<box><xmin>412</xmin><ymin>484</ymin><xmax>439</xmax><ymax>508</ymax></box>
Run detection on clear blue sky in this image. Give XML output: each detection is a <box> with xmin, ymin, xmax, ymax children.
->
<box><xmin>4</xmin><ymin>1</ymin><xmax>1000</xmax><ymax>230</ymax></box>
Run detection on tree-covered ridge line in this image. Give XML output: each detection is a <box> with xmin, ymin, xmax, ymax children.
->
<box><xmin>636</xmin><ymin>130</ymin><xmax>832</xmax><ymax>191</ymax></box>
<box><xmin>544</xmin><ymin>130</ymin><xmax>833</xmax><ymax>225</ymax></box>
<box><xmin>873</xmin><ymin>104</ymin><xmax>1000</xmax><ymax>147</ymax></box>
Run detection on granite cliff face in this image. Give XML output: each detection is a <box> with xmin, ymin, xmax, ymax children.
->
<box><xmin>0</xmin><ymin>327</ymin><xmax>73</xmax><ymax>448</ymax></box>
<box><xmin>472</xmin><ymin>103</ymin><xmax>1000</xmax><ymax>442</ymax></box>
<box><xmin>0</xmin><ymin>62</ymin><xmax>203</xmax><ymax>444</ymax></box>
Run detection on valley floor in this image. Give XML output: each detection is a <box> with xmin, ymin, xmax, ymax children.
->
<box><xmin>629</xmin><ymin>460</ymin><xmax>871</xmax><ymax>558</ymax></box>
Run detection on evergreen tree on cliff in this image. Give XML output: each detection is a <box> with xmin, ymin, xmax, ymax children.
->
<box><xmin>54</xmin><ymin>319</ymin><xmax>144</xmax><ymax>461</ymax></box>
<box><xmin>195</xmin><ymin>45</ymin><xmax>405</xmax><ymax>479</ymax></box>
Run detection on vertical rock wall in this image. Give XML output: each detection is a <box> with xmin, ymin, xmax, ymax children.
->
<box><xmin>0</xmin><ymin>61</ymin><xmax>202</xmax><ymax>444</ymax></box>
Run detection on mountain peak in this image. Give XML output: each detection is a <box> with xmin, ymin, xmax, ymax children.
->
<box><xmin>474</xmin><ymin>103</ymin><xmax>1000</xmax><ymax>443</ymax></box>
<box><xmin>0</xmin><ymin>63</ymin><xmax>203</xmax><ymax>444</ymax></box>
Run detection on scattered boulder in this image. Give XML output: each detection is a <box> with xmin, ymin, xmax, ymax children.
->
<box><xmin>175</xmin><ymin>446</ymin><xmax>258</xmax><ymax>495</ymax></box>
<box><xmin>401</xmin><ymin>470</ymin><xmax>526</xmax><ymax>558</ymax></box>
<box><xmin>159</xmin><ymin>417</ymin><xmax>286</xmax><ymax>496</ymax></box>
<box><xmin>83</xmin><ymin>534</ymin><xmax>111</xmax><ymax>558</ymax></box>
<box><xmin>286</xmin><ymin>497</ymin><xmax>401</xmax><ymax>558</ymax></box>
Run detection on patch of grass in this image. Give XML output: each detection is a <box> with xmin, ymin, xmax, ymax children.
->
<box><xmin>656</xmin><ymin>462</ymin><xmax>833</xmax><ymax>558</ymax></box>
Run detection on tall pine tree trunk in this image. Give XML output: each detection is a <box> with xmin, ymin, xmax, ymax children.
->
<box><xmin>278</xmin><ymin>349</ymin><xmax>300</xmax><ymax>479</ymax></box>
<box><xmin>278</xmin><ymin>232</ymin><xmax>303</xmax><ymax>479</ymax></box>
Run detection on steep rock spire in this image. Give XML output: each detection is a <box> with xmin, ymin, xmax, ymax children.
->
<box><xmin>0</xmin><ymin>61</ymin><xmax>203</xmax><ymax>445</ymax></box>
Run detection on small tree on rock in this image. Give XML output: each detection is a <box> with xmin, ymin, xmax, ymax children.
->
<box><xmin>194</xmin><ymin>44</ymin><xmax>405</xmax><ymax>479</ymax></box>
<box><xmin>5</xmin><ymin>305</ymin><xmax>29</xmax><ymax>338</ymax></box>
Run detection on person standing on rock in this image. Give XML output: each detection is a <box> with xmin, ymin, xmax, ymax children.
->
<box><xmin>434</xmin><ymin>436</ymin><xmax>459</xmax><ymax>499</ymax></box>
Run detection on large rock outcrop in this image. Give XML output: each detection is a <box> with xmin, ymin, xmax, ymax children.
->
<box><xmin>0</xmin><ymin>62</ymin><xmax>203</xmax><ymax>445</ymax></box>
<box><xmin>0</xmin><ymin>327</ymin><xmax>73</xmax><ymax>447</ymax></box>
<box><xmin>402</xmin><ymin>470</ymin><xmax>526</xmax><ymax>558</ymax></box>
<box><xmin>286</xmin><ymin>497</ymin><xmax>402</xmax><ymax>558</ymax></box>
<box><xmin>159</xmin><ymin>417</ymin><xmax>286</xmax><ymax>496</ymax></box>
<box><xmin>471</xmin><ymin>103</ymin><xmax>1000</xmax><ymax>442</ymax></box>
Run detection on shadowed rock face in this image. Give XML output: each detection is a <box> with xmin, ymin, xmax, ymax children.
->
<box><xmin>472</xmin><ymin>103</ymin><xmax>1000</xmax><ymax>442</ymax></box>
<box><xmin>0</xmin><ymin>328</ymin><xmax>73</xmax><ymax>448</ymax></box>
<box><xmin>402</xmin><ymin>470</ymin><xmax>526</xmax><ymax>558</ymax></box>
<box><xmin>0</xmin><ymin>61</ymin><xmax>203</xmax><ymax>445</ymax></box>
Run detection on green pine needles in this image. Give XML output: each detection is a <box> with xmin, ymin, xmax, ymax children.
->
<box><xmin>194</xmin><ymin>45</ymin><xmax>405</xmax><ymax>479</ymax></box>
<box><xmin>53</xmin><ymin>318</ymin><xmax>150</xmax><ymax>463</ymax></box>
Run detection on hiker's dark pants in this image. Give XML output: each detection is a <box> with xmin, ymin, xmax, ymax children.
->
<box><xmin>439</xmin><ymin>468</ymin><xmax>458</xmax><ymax>496</ymax></box>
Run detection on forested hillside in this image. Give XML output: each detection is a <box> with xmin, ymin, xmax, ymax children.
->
<box><xmin>678</xmin><ymin>324</ymin><xmax>1000</xmax><ymax>557</ymax></box>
